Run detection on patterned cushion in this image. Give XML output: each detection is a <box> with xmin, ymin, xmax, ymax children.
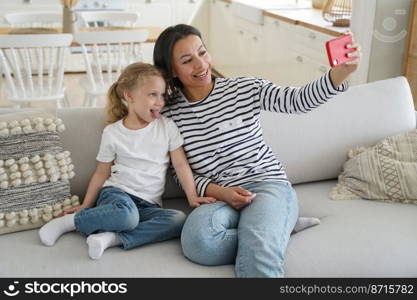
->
<box><xmin>330</xmin><ymin>129</ymin><xmax>417</xmax><ymax>204</ymax></box>
<box><xmin>0</xmin><ymin>110</ymin><xmax>79</xmax><ymax>234</ymax></box>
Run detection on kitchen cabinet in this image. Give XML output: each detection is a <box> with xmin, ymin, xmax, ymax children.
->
<box><xmin>262</xmin><ymin>17</ymin><xmax>294</xmax><ymax>85</ymax></box>
<box><xmin>281</xmin><ymin>18</ymin><xmax>330</xmax><ymax>85</ymax></box>
<box><xmin>208</xmin><ymin>2</ymin><xmax>334</xmax><ymax>87</ymax></box>
<box><xmin>126</xmin><ymin>0</ymin><xmax>173</xmax><ymax>28</ymax></box>
<box><xmin>210</xmin><ymin>0</ymin><xmax>265</xmax><ymax>78</ymax></box>
<box><xmin>209</xmin><ymin>0</ymin><xmax>238</xmax><ymax>77</ymax></box>
<box><xmin>233</xmin><ymin>15</ymin><xmax>265</xmax><ymax>78</ymax></box>
<box><xmin>263</xmin><ymin>16</ymin><xmax>330</xmax><ymax>86</ymax></box>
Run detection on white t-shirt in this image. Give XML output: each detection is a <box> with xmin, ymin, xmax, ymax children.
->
<box><xmin>96</xmin><ymin>116</ymin><xmax>183</xmax><ymax>206</ymax></box>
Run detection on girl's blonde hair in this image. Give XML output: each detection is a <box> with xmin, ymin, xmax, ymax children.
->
<box><xmin>106</xmin><ymin>62</ymin><xmax>164</xmax><ymax>124</ymax></box>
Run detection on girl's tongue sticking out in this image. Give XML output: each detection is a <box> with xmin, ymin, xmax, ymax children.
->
<box><xmin>151</xmin><ymin>109</ymin><xmax>161</xmax><ymax>119</ymax></box>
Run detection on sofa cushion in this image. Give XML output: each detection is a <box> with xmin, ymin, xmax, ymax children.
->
<box><xmin>0</xmin><ymin>196</ymin><xmax>234</xmax><ymax>277</ymax></box>
<box><xmin>0</xmin><ymin>111</ymin><xmax>80</xmax><ymax>235</ymax></box>
<box><xmin>330</xmin><ymin>129</ymin><xmax>417</xmax><ymax>203</ymax></box>
<box><xmin>285</xmin><ymin>180</ymin><xmax>417</xmax><ymax>277</ymax></box>
<box><xmin>2</xmin><ymin>180</ymin><xmax>417</xmax><ymax>277</ymax></box>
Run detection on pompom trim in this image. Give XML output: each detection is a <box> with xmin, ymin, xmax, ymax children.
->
<box><xmin>0</xmin><ymin>195</ymin><xmax>80</xmax><ymax>233</ymax></box>
<box><xmin>0</xmin><ymin>117</ymin><xmax>65</xmax><ymax>138</ymax></box>
<box><xmin>0</xmin><ymin>151</ymin><xmax>75</xmax><ymax>189</ymax></box>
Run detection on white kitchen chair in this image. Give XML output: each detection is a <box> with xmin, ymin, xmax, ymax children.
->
<box><xmin>0</xmin><ymin>34</ymin><xmax>73</xmax><ymax>108</ymax></box>
<box><xmin>77</xmin><ymin>11</ymin><xmax>139</xmax><ymax>28</ymax></box>
<box><xmin>4</xmin><ymin>12</ymin><xmax>62</xmax><ymax>28</ymax></box>
<box><xmin>73</xmin><ymin>30</ymin><xmax>149</xmax><ymax>107</ymax></box>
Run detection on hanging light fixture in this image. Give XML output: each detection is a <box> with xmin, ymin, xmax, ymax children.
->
<box><xmin>322</xmin><ymin>0</ymin><xmax>352</xmax><ymax>27</ymax></box>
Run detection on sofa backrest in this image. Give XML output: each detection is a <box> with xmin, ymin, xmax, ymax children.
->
<box><xmin>58</xmin><ymin>76</ymin><xmax>416</xmax><ymax>199</ymax></box>
<box><xmin>261</xmin><ymin>76</ymin><xmax>416</xmax><ymax>184</ymax></box>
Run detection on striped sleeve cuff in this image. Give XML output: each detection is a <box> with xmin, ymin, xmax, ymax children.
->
<box><xmin>326</xmin><ymin>70</ymin><xmax>349</xmax><ymax>94</ymax></box>
<box><xmin>194</xmin><ymin>175</ymin><xmax>212</xmax><ymax>197</ymax></box>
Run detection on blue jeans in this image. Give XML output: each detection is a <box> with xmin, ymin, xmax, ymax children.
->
<box><xmin>181</xmin><ymin>181</ymin><xmax>299</xmax><ymax>277</ymax></box>
<box><xmin>74</xmin><ymin>186</ymin><xmax>186</xmax><ymax>250</ymax></box>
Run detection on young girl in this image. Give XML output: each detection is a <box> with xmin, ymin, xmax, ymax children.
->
<box><xmin>39</xmin><ymin>62</ymin><xmax>215</xmax><ymax>259</ymax></box>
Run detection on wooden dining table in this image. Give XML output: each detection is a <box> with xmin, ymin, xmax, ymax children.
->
<box><xmin>0</xmin><ymin>26</ymin><xmax>163</xmax><ymax>45</ymax></box>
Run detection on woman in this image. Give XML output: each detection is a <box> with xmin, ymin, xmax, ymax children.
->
<box><xmin>153</xmin><ymin>24</ymin><xmax>360</xmax><ymax>277</ymax></box>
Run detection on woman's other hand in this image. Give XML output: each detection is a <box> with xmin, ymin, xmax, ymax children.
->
<box><xmin>221</xmin><ymin>186</ymin><xmax>256</xmax><ymax>210</ymax></box>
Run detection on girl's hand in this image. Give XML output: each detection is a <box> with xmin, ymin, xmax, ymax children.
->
<box><xmin>221</xmin><ymin>186</ymin><xmax>256</xmax><ymax>210</ymax></box>
<box><xmin>58</xmin><ymin>204</ymin><xmax>89</xmax><ymax>217</ymax></box>
<box><xmin>330</xmin><ymin>32</ymin><xmax>362</xmax><ymax>88</ymax></box>
<box><xmin>188</xmin><ymin>196</ymin><xmax>216</xmax><ymax>208</ymax></box>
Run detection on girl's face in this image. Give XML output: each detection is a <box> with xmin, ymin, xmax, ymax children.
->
<box><xmin>171</xmin><ymin>34</ymin><xmax>213</xmax><ymax>91</ymax></box>
<box><xmin>124</xmin><ymin>75</ymin><xmax>166</xmax><ymax>125</ymax></box>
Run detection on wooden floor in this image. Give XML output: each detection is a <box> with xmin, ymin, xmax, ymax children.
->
<box><xmin>0</xmin><ymin>73</ymin><xmax>107</xmax><ymax>110</ymax></box>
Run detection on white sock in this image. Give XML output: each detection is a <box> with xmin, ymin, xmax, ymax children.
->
<box><xmin>39</xmin><ymin>213</ymin><xmax>75</xmax><ymax>246</ymax></box>
<box><xmin>292</xmin><ymin>217</ymin><xmax>321</xmax><ymax>234</ymax></box>
<box><xmin>86</xmin><ymin>232</ymin><xmax>121</xmax><ymax>260</ymax></box>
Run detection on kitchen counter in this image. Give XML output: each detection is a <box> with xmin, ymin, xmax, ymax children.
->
<box><xmin>217</xmin><ymin>0</ymin><xmax>345</xmax><ymax>37</ymax></box>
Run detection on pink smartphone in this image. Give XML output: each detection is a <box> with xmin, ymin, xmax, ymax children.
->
<box><xmin>325</xmin><ymin>34</ymin><xmax>355</xmax><ymax>67</ymax></box>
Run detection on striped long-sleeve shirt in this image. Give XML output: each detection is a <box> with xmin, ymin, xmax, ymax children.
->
<box><xmin>162</xmin><ymin>71</ymin><xmax>348</xmax><ymax>197</ymax></box>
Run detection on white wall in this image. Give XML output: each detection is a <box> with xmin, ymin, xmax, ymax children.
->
<box><xmin>368</xmin><ymin>0</ymin><xmax>411</xmax><ymax>82</ymax></box>
<box><xmin>351</xmin><ymin>0</ymin><xmax>412</xmax><ymax>85</ymax></box>
<box><xmin>350</xmin><ymin>0</ymin><xmax>377</xmax><ymax>85</ymax></box>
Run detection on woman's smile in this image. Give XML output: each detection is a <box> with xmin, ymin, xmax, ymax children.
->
<box><xmin>193</xmin><ymin>69</ymin><xmax>209</xmax><ymax>79</ymax></box>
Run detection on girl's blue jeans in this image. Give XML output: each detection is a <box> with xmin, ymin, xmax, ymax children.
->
<box><xmin>180</xmin><ymin>181</ymin><xmax>299</xmax><ymax>278</ymax></box>
<box><xmin>74</xmin><ymin>186</ymin><xmax>186</xmax><ymax>250</ymax></box>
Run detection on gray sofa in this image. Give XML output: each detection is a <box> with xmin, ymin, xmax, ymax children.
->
<box><xmin>1</xmin><ymin>76</ymin><xmax>416</xmax><ymax>277</ymax></box>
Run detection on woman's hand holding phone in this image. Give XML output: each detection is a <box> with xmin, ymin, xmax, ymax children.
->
<box><xmin>327</xmin><ymin>31</ymin><xmax>361</xmax><ymax>88</ymax></box>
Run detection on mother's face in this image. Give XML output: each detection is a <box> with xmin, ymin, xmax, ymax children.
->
<box><xmin>171</xmin><ymin>34</ymin><xmax>213</xmax><ymax>90</ymax></box>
